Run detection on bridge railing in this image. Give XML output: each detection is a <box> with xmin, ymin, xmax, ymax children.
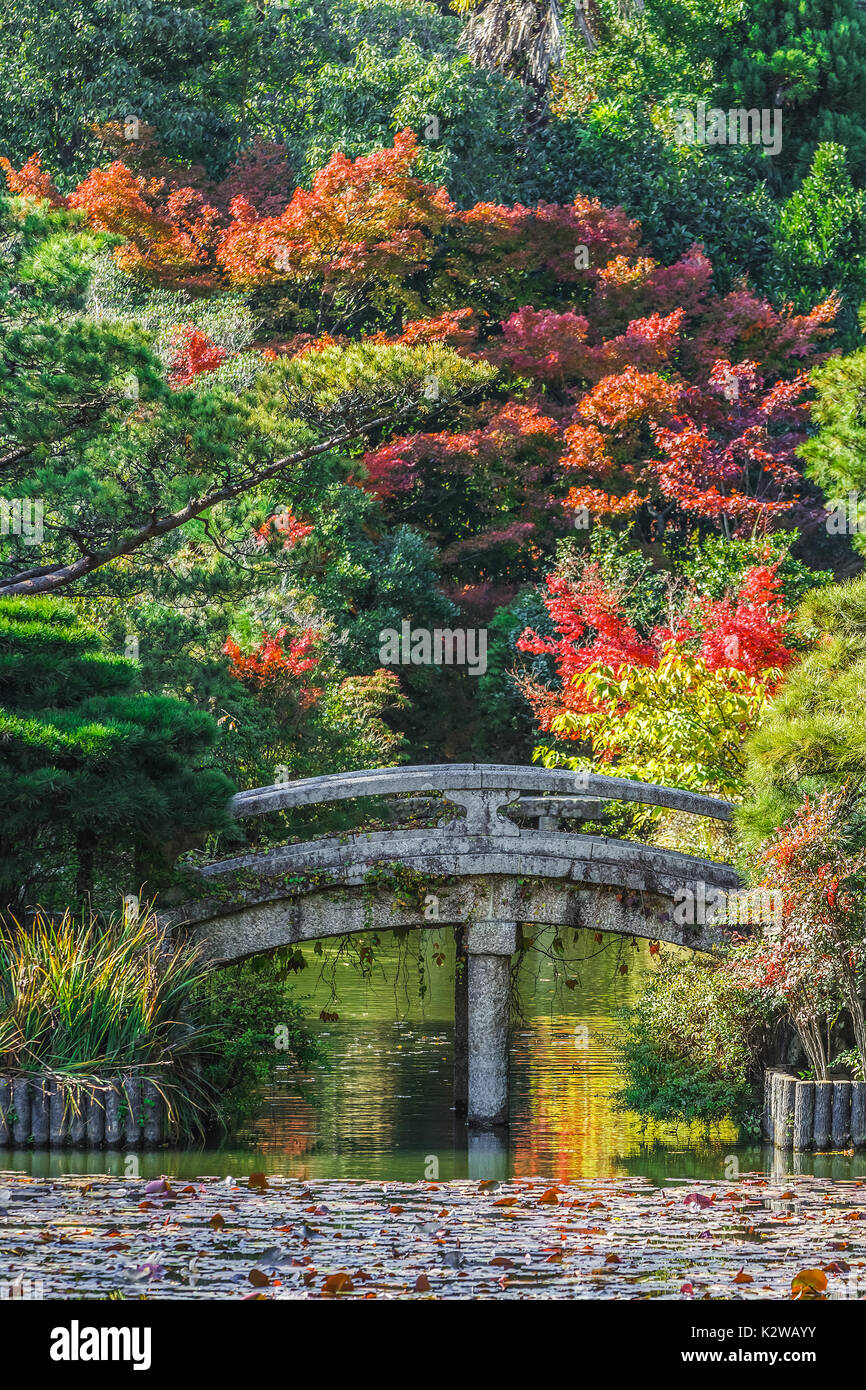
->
<box><xmin>231</xmin><ymin>763</ymin><xmax>733</xmax><ymax>832</ymax></box>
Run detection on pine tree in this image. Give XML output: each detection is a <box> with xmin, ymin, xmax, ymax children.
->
<box><xmin>0</xmin><ymin>597</ymin><xmax>234</xmax><ymax>914</ymax></box>
<box><xmin>720</xmin><ymin>0</ymin><xmax>866</xmax><ymax>187</ymax></box>
<box><xmin>737</xmin><ymin>575</ymin><xmax>866</xmax><ymax>850</ymax></box>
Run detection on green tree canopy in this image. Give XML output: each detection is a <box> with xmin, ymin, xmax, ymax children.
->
<box><xmin>0</xmin><ymin>194</ymin><xmax>491</xmax><ymax>598</ymax></box>
<box><xmin>0</xmin><ymin>596</ymin><xmax>234</xmax><ymax>912</ymax></box>
<box><xmin>737</xmin><ymin>574</ymin><xmax>866</xmax><ymax>851</ymax></box>
<box><xmin>719</xmin><ymin>0</ymin><xmax>866</xmax><ymax>188</ymax></box>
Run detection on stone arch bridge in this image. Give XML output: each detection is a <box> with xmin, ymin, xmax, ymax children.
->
<box><xmin>168</xmin><ymin>764</ymin><xmax>750</xmax><ymax>1127</ymax></box>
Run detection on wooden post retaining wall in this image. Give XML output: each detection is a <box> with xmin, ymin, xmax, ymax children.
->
<box><xmin>0</xmin><ymin>1075</ymin><xmax>165</xmax><ymax>1149</ymax></box>
<box><xmin>763</xmin><ymin>1068</ymin><xmax>866</xmax><ymax>1151</ymax></box>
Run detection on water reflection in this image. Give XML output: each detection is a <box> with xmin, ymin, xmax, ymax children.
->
<box><xmin>4</xmin><ymin>929</ymin><xmax>866</xmax><ymax>1183</ymax></box>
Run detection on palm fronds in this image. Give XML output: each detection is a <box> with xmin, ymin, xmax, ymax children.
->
<box><xmin>461</xmin><ymin>0</ymin><xmax>564</xmax><ymax>98</ymax></box>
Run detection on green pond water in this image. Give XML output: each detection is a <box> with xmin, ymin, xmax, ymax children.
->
<box><xmin>5</xmin><ymin>929</ymin><xmax>866</xmax><ymax>1183</ymax></box>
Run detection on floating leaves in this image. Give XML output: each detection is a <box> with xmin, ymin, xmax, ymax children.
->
<box><xmin>1</xmin><ymin>1172</ymin><xmax>865</xmax><ymax>1300</ymax></box>
<box><xmin>791</xmin><ymin>1268</ymin><xmax>828</xmax><ymax>1299</ymax></box>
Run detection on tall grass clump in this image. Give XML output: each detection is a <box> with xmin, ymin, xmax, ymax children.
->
<box><xmin>0</xmin><ymin>904</ymin><xmax>211</xmax><ymax>1133</ymax></box>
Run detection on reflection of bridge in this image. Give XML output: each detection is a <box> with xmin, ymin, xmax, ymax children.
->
<box><xmin>170</xmin><ymin>765</ymin><xmax>745</xmax><ymax>1128</ymax></box>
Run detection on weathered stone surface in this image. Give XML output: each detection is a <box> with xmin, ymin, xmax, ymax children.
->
<box><xmin>172</xmin><ymin>825</ymin><xmax>745</xmax><ymax>967</ymax></box>
<box><xmin>12</xmin><ymin>1078</ymin><xmax>31</xmax><ymax>1146</ymax></box>
<box><xmin>141</xmin><ymin>1081</ymin><xmax>163</xmax><ymax>1147</ymax></box>
<box><xmin>813</xmin><ymin>1082</ymin><xmax>834</xmax><ymax>1152</ymax></box>
<box><xmin>104</xmin><ymin>1087</ymin><xmax>122</xmax><ymax>1148</ymax></box>
<box><xmin>467</xmin><ymin>952</ymin><xmax>511</xmax><ymax>1128</ymax></box>
<box><xmin>832</xmin><ymin>1082</ymin><xmax>852</xmax><ymax>1148</ymax></box>
<box><xmin>49</xmin><ymin>1082</ymin><xmax>68</xmax><ymax>1148</ymax></box>
<box><xmin>453</xmin><ymin>927</ymin><xmax>468</xmax><ymax>1114</ymax></box>
<box><xmin>465</xmin><ymin>920</ymin><xmax>518</xmax><ymax>956</ymax></box>
<box><xmin>68</xmin><ymin>1086</ymin><xmax>86</xmax><ymax>1148</ymax></box>
<box><xmin>793</xmin><ymin>1082</ymin><xmax>815</xmax><ymax>1151</ymax></box>
<box><xmin>123</xmin><ymin>1076</ymin><xmax>142</xmax><ymax>1150</ymax></box>
<box><xmin>773</xmin><ymin>1074</ymin><xmax>796</xmax><ymax>1148</ymax></box>
<box><xmin>852</xmin><ymin>1083</ymin><xmax>866</xmax><ymax>1149</ymax></box>
<box><xmin>762</xmin><ymin>1070</ymin><xmax>774</xmax><ymax>1143</ymax></box>
<box><xmin>30</xmin><ymin>1078</ymin><xmax>50</xmax><ymax>1147</ymax></box>
<box><xmin>230</xmin><ymin>763</ymin><xmax>733</xmax><ymax>823</ymax></box>
<box><xmin>518</xmin><ymin>796</ymin><xmax>607</xmax><ymax>824</ymax></box>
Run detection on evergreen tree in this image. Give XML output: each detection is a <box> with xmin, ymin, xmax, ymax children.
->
<box><xmin>737</xmin><ymin>575</ymin><xmax>866</xmax><ymax>851</ymax></box>
<box><xmin>719</xmin><ymin>0</ymin><xmax>866</xmax><ymax>188</ymax></box>
<box><xmin>0</xmin><ymin>597</ymin><xmax>234</xmax><ymax>913</ymax></box>
<box><xmin>772</xmin><ymin>143</ymin><xmax>866</xmax><ymax>341</ymax></box>
<box><xmin>0</xmin><ymin>191</ymin><xmax>489</xmax><ymax>598</ymax></box>
<box><xmin>0</xmin><ymin>0</ymin><xmax>238</xmax><ymax>180</ymax></box>
<box><xmin>800</xmin><ymin>324</ymin><xmax>866</xmax><ymax>556</ymax></box>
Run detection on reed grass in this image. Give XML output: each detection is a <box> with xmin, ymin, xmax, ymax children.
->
<box><xmin>0</xmin><ymin>904</ymin><xmax>214</xmax><ymax>1134</ymax></box>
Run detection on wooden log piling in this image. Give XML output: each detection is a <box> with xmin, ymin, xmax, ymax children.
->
<box><xmin>0</xmin><ymin>1073</ymin><xmax>165</xmax><ymax>1149</ymax></box>
<box><xmin>765</xmin><ymin>1069</ymin><xmax>866</xmax><ymax>1152</ymax></box>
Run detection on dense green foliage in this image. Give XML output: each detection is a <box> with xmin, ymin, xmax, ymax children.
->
<box><xmin>192</xmin><ymin>958</ymin><xmax>322</xmax><ymax>1135</ymax></box>
<box><xmin>738</xmin><ymin>574</ymin><xmax>866</xmax><ymax>850</ymax></box>
<box><xmin>616</xmin><ymin>951</ymin><xmax>768</xmax><ymax>1127</ymax></box>
<box><xmin>0</xmin><ymin>598</ymin><xmax>232</xmax><ymax>913</ymax></box>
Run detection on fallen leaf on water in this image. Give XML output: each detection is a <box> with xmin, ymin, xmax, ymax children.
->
<box><xmin>414</xmin><ymin>1274</ymin><xmax>431</xmax><ymax>1292</ymax></box>
<box><xmin>683</xmin><ymin>1193</ymin><xmax>715</xmax><ymax>1210</ymax></box>
<box><xmin>792</xmin><ymin>1268</ymin><xmax>828</xmax><ymax>1299</ymax></box>
<box><xmin>248</xmin><ymin>1269</ymin><xmax>269</xmax><ymax>1288</ymax></box>
<box><xmin>322</xmin><ymin>1272</ymin><xmax>354</xmax><ymax>1295</ymax></box>
<box><xmin>145</xmin><ymin>1179</ymin><xmax>174</xmax><ymax>1198</ymax></box>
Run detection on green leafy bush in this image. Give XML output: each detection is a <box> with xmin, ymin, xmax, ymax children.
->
<box><xmin>616</xmin><ymin>950</ymin><xmax>768</xmax><ymax>1128</ymax></box>
<box><xmin>192</xmin><ymin>958</ymin><xmax>323</xmax><ymax>1137</ymax></box>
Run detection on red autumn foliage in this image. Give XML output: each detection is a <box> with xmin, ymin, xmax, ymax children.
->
<box><xmin>253</xmin><ymin>508</ymin><xmax>315</xmax><ymax>549</ymax></box>
<box><xmin>516</xmin><ymin>559</ymin><xmax>794</xmax><ymax>735</ymax></box>
<box><xmin>69</xmin><ymin>161</ymin><xmax>225</xmax><ymax>293</ymax></box>
<box><xmin>215</xmin><ymin>130</ymin><xmax>452</xmax><ymax>320</ymax></box>
<box><xmin>223</xmin><ymin>627</ymin><xmax>322</xmax><ymax>708</ymax></box>
<box><xmin>3</xmin><ymin>130</ymin><xmax>838</xmax><ymax>578</ymax></box>
<box><xmin>0</xmin><ymin>153</ymin><xmax>66</xmax><ymax>207</ymax></box>
<box><xmin>167</xmin><ymin>325</ymin><xmax>227</xmax><ymax>386</ymax></box>
<box><xmin>725</xmin><ymin>788</ymin><xmax>866</xmax><ymax>1080</ymax></box>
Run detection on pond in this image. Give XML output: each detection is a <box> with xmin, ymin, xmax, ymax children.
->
<box><xmin>5</xmin><ymin>929</ymin><xmax>866</xmax><ymax>1183</ymax></box>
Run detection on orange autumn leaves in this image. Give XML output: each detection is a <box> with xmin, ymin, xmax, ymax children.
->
<box><xmin>3</xmin><ymin>133</ymin><xmax>839</xmax><ymax>545</ymax></box>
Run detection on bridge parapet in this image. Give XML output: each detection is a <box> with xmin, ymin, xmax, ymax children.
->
<box><xmin>231</xmin><ymin>762</ymin><xmax>733</xmax><ymax>829</ymax></box>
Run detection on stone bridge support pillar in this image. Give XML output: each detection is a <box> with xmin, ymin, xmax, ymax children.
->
<box><xmin>465</xmin><ymin>921</ymin><xmax>517</xmax><ymax>1129</ymax></box>
<box><xmin>453</xmin><ymin>926</ymin><xmax>468</xmax><ymax>1114</ymax></box>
